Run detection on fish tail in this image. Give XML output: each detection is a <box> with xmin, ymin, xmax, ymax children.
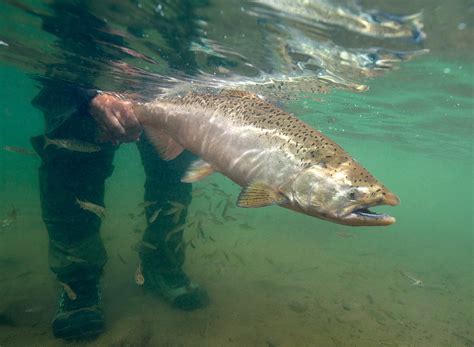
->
<box><xmin>43</xmin><ymin>135</ymin><xmax>53</xmax><ymax>149</ymax></box>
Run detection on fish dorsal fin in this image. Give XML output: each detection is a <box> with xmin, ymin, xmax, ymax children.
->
<box><xmin>143</xmin><ymin>126</ymin><xmax>184</xmax><ymax>161</ymax></box>
<box><xmin>181</xmin><ymin>159</ymin><xmax>215</xmax><ymax>183</ymax></box>
<box><xmin>237</xmin><ymin>182</ymin><xmax>288</xmax><ymax>208</ymax></box>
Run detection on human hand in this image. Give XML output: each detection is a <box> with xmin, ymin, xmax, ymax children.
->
<box><xmin>89</xmin><ymin>92</ymin><xmax>142</xmax><ymax>144</ymax></box>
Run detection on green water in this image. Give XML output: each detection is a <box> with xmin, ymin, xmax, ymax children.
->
<box><xmin>1</xmin><ymin>1</ymin><xmax>473</xmax><ymax>346</ymax></box>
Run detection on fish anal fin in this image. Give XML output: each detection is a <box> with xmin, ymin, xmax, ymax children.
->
<box><xmin>237</xmin><ymin>182</ymin><xmax>287</xmax><ymax>208</ymax></box>
<box><xmin>181</xmin><ymin>159</ymin><xmax>215</xmax><ymax>183</ymax></box>
<box><xmin>144</xmin><ymin>127</ymin><xmax>183</xmax><ymax>161</ymax></box>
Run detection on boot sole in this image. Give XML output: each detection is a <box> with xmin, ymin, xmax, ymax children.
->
<box><xmin>52</xmin><ymin>308</ymin><xmax>104</xmax><ymax>340</ymax></box>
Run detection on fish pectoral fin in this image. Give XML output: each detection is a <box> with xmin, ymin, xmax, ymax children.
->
<box><xmin>237</xmin><ymin>182</ymin><xmax>288</xmax><ymax>208</ymax></box>
<box><xmin>181</xmin><ymin>159</ymin><xmax>215</xmax><ymax>183</ymax></box>
<box><xmin>143</xmin><ymin>126</ymin><xmax>184</xmax><ymax>161</ymax></box>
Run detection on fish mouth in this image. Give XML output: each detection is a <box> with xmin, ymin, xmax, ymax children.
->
<box><xmin>342</xmin><ymin>207</ymin><xmax>396</xmax><ymax>226</ymax></box>
<box><xmin>340</xmin><ymin>190</ymin><xmax>400</xmax><ymax>226</ymax></box>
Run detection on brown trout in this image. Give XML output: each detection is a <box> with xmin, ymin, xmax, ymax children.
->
<box><xmin>134</xmin><ymin>90</ymin><xmax>399</xmax><ymax>226</ymax></box>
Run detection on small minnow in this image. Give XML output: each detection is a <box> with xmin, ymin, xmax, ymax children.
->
<box><xmin>2</xmin><ymin>146</ymin><xmax>37</xmax><ymax>156</ymax></box>
<box><xmin>239</xmin><ymin>222</ymin><xmax>254</xmax><ymax>230</ymax></box>
<box><xmin>76</xmin><ymin>198</ymin><xmax>106</xmax><ymax>218</ymax></box>
<box><xmin>197</xmin><ymin>220</ymin><xmax>205</xmax><ymax>239</ymax></box>
<box><xmin>44</xmin><ymin>136</ymin><xmax>102</xmax><ymax>153</ymax></box>
<box><xmin>232</xmin><ymin>252</ymin><xmax>246</xmax><ymax>266</ymax></box>
<box><xmin>138</xmin><ymin>200</ymin><xmax>158</xmax><ymax>208</ymax></box>
<box><xmin>174</xmin><ymin>241</ymin><xmax>184</xmax><ymax>253</ymax></box>
<box><xmin>148</xmin><ymin>208</ymin><xmax>162</xmax><ymax>223</ymax></box>
<box><xmin>164</xmin><ymin>201</ymin><xmax>186</xmax><ymax>223</ymax></box>
<box><xmin>165</xmin><ymin>224</ymin><xmax>185</xmax><ymax>242</ymax></box>
<box><xmin>117</xmin><ymin>252</ymin><xmax>127</xmax><ymax>264</ymax></box>
<box><xmin>131</xmin><ymin>241</ymin><xmax>158</xmax><ymax>252</ymax></box>
<box><xmin>135</xmin><ymin>263</ymin><xmax>145</xmax><ymax>285</ymax></box>
<box><xmin>59</xmin><ymin>282</ymin><xmax>77</xmax><ymax>300</ymax></box>
<box><xmin>222</xmin><ymin>251</ymin><xmax>230</xmax><ymax>262</ymax></box>
<box><xmin>142</xmin><ymin>241</ymin><xmax>158</xmax><ymax>250</ymax></box>
<box><xmin>221</xmin><ymin>198</ymin><xmax>233</xmax><ymax>218</ymax></box>
<box><xmin>65</xmin><ymin>255</ymin><xmax>87</xmax><ymax>263</ymax></box>
<box><xmin>224</xmin><ymin>215</ymin><xmax>237</xmax><ymax>222</ymax></box>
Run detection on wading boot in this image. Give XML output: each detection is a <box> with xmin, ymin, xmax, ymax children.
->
<box><xmin>52</xmin><ymin>280</ymin><xmax>104</xmax><ymax>340</ymax></box>
<box><xmin>142</xmin><ymin>268</ymin><xmax>209</xmax><ymax>311</ymax></box>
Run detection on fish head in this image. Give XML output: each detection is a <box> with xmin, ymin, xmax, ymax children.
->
<box><xmin>287</xmin><ymin>160</ymin><xmax>399</xmax><ymax>226</ymax></box>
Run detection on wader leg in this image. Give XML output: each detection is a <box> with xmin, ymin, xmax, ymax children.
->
<box><xmin>31</xmin><ymin>132</ymin><xmax>115</xmax><ymax>285</ymax></box>
<box><xmin>136</xmin><ymin>134</ymin><xmax>195</xmax><ymax>278</ymax></box>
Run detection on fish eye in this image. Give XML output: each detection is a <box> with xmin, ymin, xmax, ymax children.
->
<box><xmin>367</xmin><ymin>53</ymin><xmax>378</xmax><ymax>62</ymax></box>
<box><xmin>348</xmin><ymin>189</ymin><xmax>361</xmax><ymax>200</ymax></box>
<box><xmin>348</xmin><ymin>191</ymin><xmax>356</xmax><ymax>200</ymax></box>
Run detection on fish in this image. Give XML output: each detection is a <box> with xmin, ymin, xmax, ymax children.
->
<box><xmin>148</xmin><ymin>208</ymin><xmax>162</xmax><ymax>223</ymax></box>
<box><xmin>215</xmin><ymin>199</ymin><xmax>225</xmax><ymax>210</ymax></box>
<box><xmin>192</xmin><ymin>188</ymin><xmax>206</xmax><ymax>196</ymax></box>
<box><xmin>222</xmin><ymin>251</ymin><xmax>230</xmax><ymax>262</ymax></box>
<box><xmin>135</xmin><ymin>263</ymin><xmax>145</xmax><ymax>285</ymax></box>
<box><xmin>232</xmin><ymin>252</ymin><xmax>246</xmax><ymax>265</ymax></box>
<box><xmin>221</xmin><ymin>198</ymin><xmax>233</xmax><ymax>218</ymax></box>
<box><xmin>134</xmin><ymin>90</ymin><xmax>399</xmax><ymax>226</ymax></box>
<box><xmin>165</xmin><ymin>224</ymin><xmax>186</xmax><ymax>242</ymax></box>
<box><xmin>1</xmin><ymin>218</ymin><xmax>13</xmax><ymax>229</ymax></box>
<box><xmin>164</xmin><ymin>201</ymin><xmax>186</xmax><ymax>223</ymax></box>
<box><xmin>131</xmin><ymin>241</ymin><xmax>158</xmax><ymax>252</ymax></box>
<box><xmin>1</xmin><ymin>206</ymin><xmax>18</xmax><ymax>230</ymax></box>
<box><xmin>224</xmin><ymin>215</ymin><xmax>237</xmax><ymax>222</ymax></box>
<box><xmin>196</xmin><ymin>220</ymin><xmax>205</xmax><ymax>239</ymax></box>
<box><xmin>59</xmin><ymin>282</ymin><xmax>77</xmax><ymax>300</ymax></box>
<box><xmin>43</xmin><ymin>136</ymin><xmax>102</xmax><ymax>153</ymax></box>
<box><xmin>65</xmin><ymin>255</ymin><xmax>87</xmax><ymax>263</ymax></box>
<box><xmin>335</xmin><ymin>231</ymin><xmax>355</xmax><ymax>239</ymax></box>
<box><xmin>2</xmin><ymin>145</ymin><xmax>37</xmax><ymax>156</ymax></box>
<box><xmin>76</xmin><ymin>198</ymin><xmax>106</xmax><ymax>219</ymax></box>
<box><xmin>6</xmin><ymin>206</ymin><xmax>18</xmax><ymax>220</ymax></box>
<box><xmin>239</xmin><ymin>222</ymin><xmax>254</xmax><ymax>230</ymax></box>
<box><xmin>117</xmin><ymin>252</ymin><xmax>127</xmax><ymax>264</ymax></box>
<box><xmin>24</xmin><ymin>306</ymin><xmax>43</xmax><ymax>313</ymax></box>
<box><xmin>138</xmin><ymin>200</ymin><xmax>158</xmax><ymax>208</ymax></box>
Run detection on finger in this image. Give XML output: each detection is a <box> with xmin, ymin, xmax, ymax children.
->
<box><xmin>103</xmin><ymin>110</ymin><xmax>127</xmax><ymax>139</ymax></box>
<box><xmin>115</xmin><ymin>106</ymin><xmax>142</xmax><ymax>142</ymax></box>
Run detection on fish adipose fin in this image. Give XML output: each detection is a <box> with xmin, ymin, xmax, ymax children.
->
<box><xmin>143</xmin><ymin>127</ymin><xmax>184</xmax><ymax>161</ymax></box>
<box><xmin>181</xmin><ymin>159</ymin><xmax>215</xmax><ymax>183</ymax></box>
<box><xmin>237</xmin><ymin>182</ymin><xmax>287</xmax><ymax>208</ymax></box>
